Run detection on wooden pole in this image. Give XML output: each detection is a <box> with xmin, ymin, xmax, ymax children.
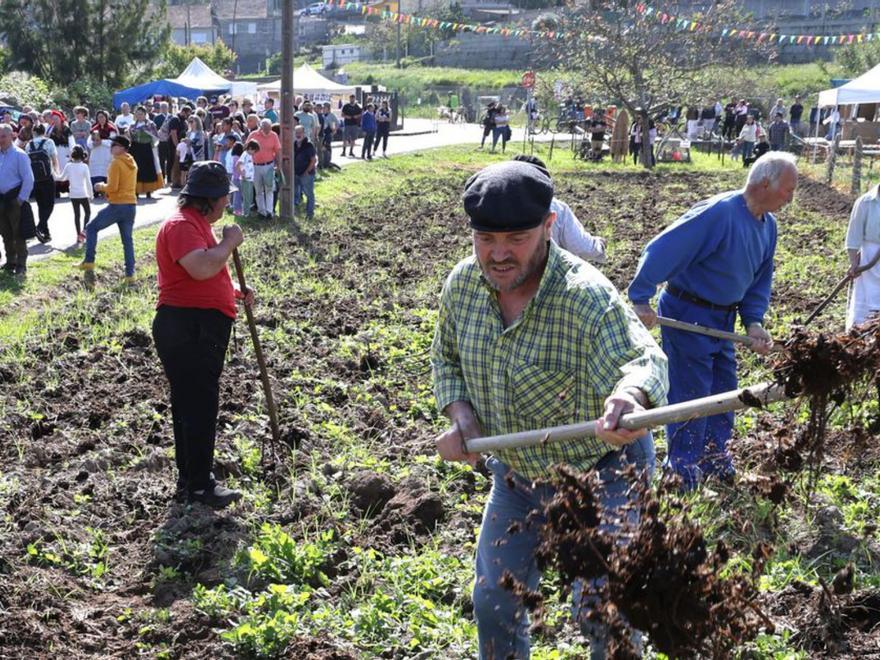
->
<box><xmin>232</xmin><ymin>249</ymin><xmax>281</xmax><ymax>463</ymax></box>
<box><xmin>465</xmin><ymin>382</ymin><xmax>787</xmax><ymax>454</ymax></box>
<box><xmin>656</xmin><ymin>316</ymin><xmax>756</xmax><ymax>346</ymax></box>
<box><xmin>803</xmin><ymin>250</ymin><xmax>880</xmax><ymax>326</ymax></box>
<box><xmin>280</xmin><ymin>0</ymin><xmax>294</xmax><ymax>220</ymax></box>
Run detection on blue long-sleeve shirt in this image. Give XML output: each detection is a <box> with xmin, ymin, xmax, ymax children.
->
<box><xmin>628</xmin><ymin>190</ymin><xmax>776</xmax><ymax>327</ymax></box>
<box><xmin>0</xmin><ymin>144</ymin><xmax>34</xmax><ymax>203</ymax></box>
<box><xmin>360</xmin><ymin>111</ymin><xmax>377</xmax><ymax>133</ymax></box>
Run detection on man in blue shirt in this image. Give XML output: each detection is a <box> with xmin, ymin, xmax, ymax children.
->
<box><xmin>0</xmin><ymin>124</ymin><xmax>35</xmax><ymax>275</ymax></box>
<box><xmin>628</xmin><ymin>152</ymin><xmax>798</xmax><ymax>489</ymax></box>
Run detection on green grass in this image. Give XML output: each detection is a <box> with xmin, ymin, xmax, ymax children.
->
<box><xmin>0</xmin><ymin>142</ymin><xmax>864</xmax><ymax>659</ymax></box>
<box><xmin>342</xmin><ymin>62</ymin><xmax>522</xmax><ymax>91</ymax></box>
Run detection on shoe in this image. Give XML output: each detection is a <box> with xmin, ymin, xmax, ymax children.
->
<box><xmin>1</xmin><ymin>263</ymin><xmax>15</xmax><ymax>273</ymax></box>
<box><xmin>35</xmin><ymin>229</ymin><xmax>50</xmax><ymax>244</ymax></box>
<box><xmin>122</xmin><ymin>276</ymin><xmax>135</xmax><ymax>285</ymax></box>
<box><xmin>77</xmin><ymin>261</ymin><xmax>95</xmax><ymax>271</ymax></box>
<box><xmin>13</xmin><ymin>265</ymin><xmax>26</xmax><ymax>276</ymax></box>
<box><xmin>188</xmin><ymin>484</ymin><xmax>242</xmax><ymax>508</ymax></box>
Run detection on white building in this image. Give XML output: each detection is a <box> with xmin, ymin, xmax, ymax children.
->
<box><xmin>322</xmin><ymin>44</ymin><xmax>363</xmax><ymax>68</ymax></box>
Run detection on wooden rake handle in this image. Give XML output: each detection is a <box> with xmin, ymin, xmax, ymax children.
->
<box><xmin>232</xmin><ymin>249</ymin><xmax>281</xmax><ymax>449</ymax></box>
<box><xmin>465</xmin><ymin>382</ymin><xmax>787</xmax><ymax>454</ymax></box>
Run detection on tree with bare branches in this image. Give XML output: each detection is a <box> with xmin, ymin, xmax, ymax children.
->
<box><xmin>535</xmin><ymin>1</ymin><xmax>769</xmax><ymax>167</ymax></box>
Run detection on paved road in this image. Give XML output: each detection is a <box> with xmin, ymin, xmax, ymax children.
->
<box><xmin>26</xmin><ymin>119</ymin><xmax>544</xmax><ymax>262</ymax></box>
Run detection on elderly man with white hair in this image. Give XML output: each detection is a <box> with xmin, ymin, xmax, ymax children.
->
<box><xmin>628</xmin><ymin>152</ymin><xmax>798</xmax><ymax>489</ymax></box>
<box><xmin>247</xmin><ymin>118</ymin><xmax>282</xmax><ymax>219</ymax></box>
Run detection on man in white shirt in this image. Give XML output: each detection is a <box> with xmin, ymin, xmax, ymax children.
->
<box><xmin>513</xmin><ymin>155</ymin><xmax>606</xmax><ymax>262</ymax></box>
<box><xmin>115</xmin><ymin>102</ymin><xmax>135</xmax><ymax>132</ymax></box>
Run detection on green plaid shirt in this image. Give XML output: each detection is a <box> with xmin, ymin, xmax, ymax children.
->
<box><xmin>431</xmin><ymin>242</ymin><xmax>668</xmax><ymax>480</ymax></box>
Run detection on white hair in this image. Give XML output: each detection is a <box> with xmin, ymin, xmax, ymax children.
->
<box><xmin>746</xmin><ymin>152</ymin><xmax>798</xmax><ymax>188</ymax></box>
<box><xmin>260</xmin><ymin>118</ymin><xmax>272</xmax><ymax>128</ymax></box>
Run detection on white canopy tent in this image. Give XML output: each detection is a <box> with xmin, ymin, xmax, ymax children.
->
<box><xmin>258</xmin><ymin>63</ymin><xmax>358</xmax><ymax>98</ymax></box>
<box><xmin>176</xmin><ymin>56</ymin><xmax>259</xmax><ymax>99</ymax></box>
<box><xmin>818</xmin><ymin>62</ymin><xmax>880</xmax><ymax>107</ymax></box>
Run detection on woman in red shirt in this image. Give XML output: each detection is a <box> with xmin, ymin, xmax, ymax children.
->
<box><xmin>152</xmin><ymin>161</ymin><xmax>254</xmax><ymax>508</ymax></box>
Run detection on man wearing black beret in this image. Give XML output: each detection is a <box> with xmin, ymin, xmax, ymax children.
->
<box><xmin>430</xmin><ymin>160</ymin><xmax>668</xmax><ymax>658</ymax></box>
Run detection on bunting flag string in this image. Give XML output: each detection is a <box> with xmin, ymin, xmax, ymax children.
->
<box><xmin>326</xmin><ymin>0</ymin><xmax>874</xmax><ymax>47</ymax></box>
<box><xmin>328</xmin><ymin>0</ymin><xmax>565</xmax><ymax>40</ymax></box>
<box><xmin>636</xmin><ymin>3</ymin><xmax>878</xmax><ymax>47</ymax></box>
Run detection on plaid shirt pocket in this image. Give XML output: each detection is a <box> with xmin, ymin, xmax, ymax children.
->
<box><xmin>509</xmin><ymin>363</ymin><xmax>576</xmax><ymax>426</ymax></box>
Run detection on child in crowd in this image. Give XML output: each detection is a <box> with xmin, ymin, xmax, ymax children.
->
<box><xmin>56</xmin><ymin>145</ymin><xmax>93</xmax><ymax>243</ymax></box>
<box><xmin>229</xmin><ymin>142</ymin><xmax>244</xmax><ymax>215</ymax></box>
<box><xmin>70</xmin><ymin>107</ymin><xmax>92</xmax><ymax>149</ymax></box>
<box><xmin>87</xmin><ymin>131</ymin><xmax>112</xmax><ymax>195</ymax></box>
<box><xmin>235</xmin><ymin>140</ymin><xmax>258</xmax><ymax>217</ymax></box>
<box><xmin>177</xmin><ymin>136</ymin><xmax>193</xmax><ymax>186</ymax></box>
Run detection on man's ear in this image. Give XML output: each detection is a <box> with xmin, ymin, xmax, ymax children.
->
<box><xmin>543</xmin><ymin>211</ymin><xmax>557</xmax><ymax>240</ymax></box>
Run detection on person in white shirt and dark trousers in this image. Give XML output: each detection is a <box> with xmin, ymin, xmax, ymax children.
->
<box><xmin>846</xmin><ymin>184</ymin><xmax>880</xmax><ymax>329</ymax></box>
<box><xmin>56</xmin><ymin>145</ymin><xmax>94</xmax><ymax>244</ymax></box>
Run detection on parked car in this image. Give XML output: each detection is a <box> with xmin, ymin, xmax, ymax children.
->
<box><xmin>296</xmin><ymin>2</ymin><xmax>328</xmax><ymax>16</ymax></box>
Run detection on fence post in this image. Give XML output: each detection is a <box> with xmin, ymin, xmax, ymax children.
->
<box><xmin>852</xmin><ymin>136</ymin><xmax>863</xmax><ymax>196</ymax></box>
<box><xmin>826</xmin><ymin>133</ymin><xmax>840</xmax><ymax>185</ymax></box>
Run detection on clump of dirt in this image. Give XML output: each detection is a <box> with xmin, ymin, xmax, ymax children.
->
<box><xmin>373</xmin><ymin>480</ymin><xmax>445</xmax><ymax>544</ymax></box>
<box><xmin>763</xmin><ymin>581</ymin><xmax>880</xmax><ymax>657</ymax></box>
<box><xmin>756</xmin><ymin>319</ymin><xmax>880</xmax><ymax>490</ymax></box>
<box><xmin>348</xmin><ymin>470</ymin><xmax>396</xmax><ymax>515</ymax></box>
<box><xmin>510</xmin><ymin>466</ymin><xmax>770</xmax><ymax>658</ymax></box>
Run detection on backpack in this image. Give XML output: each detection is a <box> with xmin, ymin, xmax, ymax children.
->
<box><xmin>27</xmin><ymin>139</ymin><xmax>52</xmax><ymax>182</ymax></box>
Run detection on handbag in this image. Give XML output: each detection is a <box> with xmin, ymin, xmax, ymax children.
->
<box><xmin>19</xmin><ymin>201</ymin><xmax>36</xmax><ymax>240</ymax></box>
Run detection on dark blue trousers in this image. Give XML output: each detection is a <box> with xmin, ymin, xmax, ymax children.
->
<box><xmin>658</xmin><ymin>290</ymin><xmax>738</xmax><ymax>489</ymax></box>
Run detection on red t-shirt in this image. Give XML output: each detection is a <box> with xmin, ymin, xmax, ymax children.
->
<box><xmin>155</xmin><ymin>207</ymin><xmax>237</xmax><ymax>319</ymax></box>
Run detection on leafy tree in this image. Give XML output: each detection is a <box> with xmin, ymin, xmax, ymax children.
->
<box><xmin>0</xmin><ymin>0</ymin><xmax>169</xmax><ymax>88</ymax></box>
<box><xmin>534</xmin><ymin>0</ymin><xmax>768</xmax><ymax>167</ymax></box>
<box><xmin>154</xmin><ymin>40</ymin><xmax>238</xmax><ymax>80</ymax></box>
<box><xmin>0</xmin><ymin>72</ymin><xmax>53</xmax><ymax>108</ymax></box>
<box><xmin>837</xmin><ymin>40</ymin><xmax>880</xmax><ymax>77</ymax></box>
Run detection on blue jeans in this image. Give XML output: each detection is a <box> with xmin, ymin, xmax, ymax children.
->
<box><xmin>294</xmin><ymin>173</ymin><xmax>315</xmax><ymax>218</ymax></box>
<box><xmin>741</xmin><ymin>141</ymin><xmax>754</xmax><ymax>161</ymax></box>
<box><xmin>84</xmin><ymin>203</ymin><xmax>136</xmax><ymax>276</ymax></box>
<box><xmin>474</xmin><ymin>435</ymin><xmax>656</xmax><ymax>660</ymax></box>
<box><xmin>658</xmin><ymin>290</ymin><xmax>737</xmax><ymax>489</ymax></box>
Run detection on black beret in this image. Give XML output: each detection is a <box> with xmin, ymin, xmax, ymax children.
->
<box><xmin>463</xmin><ymin>161</ymin><xmax>554</xmax><ymax>232</ymax></box>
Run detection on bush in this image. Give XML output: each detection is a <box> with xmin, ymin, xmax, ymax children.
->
<box><xmin>50</xmin><ymin>77</ymin><xmax>114</xmax><ymax>114</ymax></box>
<box><xmin>0</xmin><ymin>71</ymin><xmax>52</xmax><ymax>109</ymax></box>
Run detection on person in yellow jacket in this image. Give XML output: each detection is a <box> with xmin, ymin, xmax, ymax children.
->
<box><xmin>78</xmin><ymin>135</ymin><xmax>139</xmax><ymax>282</ymax></box>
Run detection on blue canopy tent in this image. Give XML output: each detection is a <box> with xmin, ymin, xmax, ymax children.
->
<box><xmin>113</xmin><ymin>57</ymin><xmax>232</xmax><ymax>109</ymax></box>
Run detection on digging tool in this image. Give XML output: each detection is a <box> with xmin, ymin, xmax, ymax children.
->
<box><xmin>803</xmin><ymin>250</ymin><xmax>880</xmax><ymax>326</ymax></box>
<box><xmin>465</xmin><ymin>382</ymin><xmax>787</xmax><ymax>454</ymax></box>
<box><xmin>231</xmin><ymin>248</ymin><xmax>281</xmax><ymax>465</ymax></box>
<box><xmin>656</xmin><ymin>316</ymin><xmax>765</xmax><ymax>348</ymax></box>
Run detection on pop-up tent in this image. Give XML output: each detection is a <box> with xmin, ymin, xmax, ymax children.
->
<box><xmin>257</xmin><ymin>63</ymin><xmax>358</xmax><ymax>97</ymax></box>
<box><xmin>112</xmin><ymin>57</ymin><xmax>254</xmax><ymax>108</ymax></box>
<box><xmin>818</xmin><ymin>62</ymin><xmax>880</xmax><ymax>107</ymax></box>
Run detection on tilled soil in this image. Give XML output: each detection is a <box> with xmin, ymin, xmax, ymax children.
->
<box><xmin>0</xmin><ymin>165</ymin><xmax>857</xmax><ymax>658</ymax></box>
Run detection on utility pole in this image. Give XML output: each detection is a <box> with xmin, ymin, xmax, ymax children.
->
<box><xmin>281</xmin><ymin>0</ymin><xmax>294</xmax><ymax>219</ymax></box>
<box><xmin>396</xmin><ymin>0</ymin><xmax>402</xmax><ymax>68</ymax></box>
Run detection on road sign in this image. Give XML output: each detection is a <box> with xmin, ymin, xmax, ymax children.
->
<box><xmin>521</xmin><ymin>71</ymin><xmax>536</xmax><ymax>89</ymax></box>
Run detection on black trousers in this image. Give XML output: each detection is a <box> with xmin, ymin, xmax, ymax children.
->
<box><xmin>71</xmin><ymin>198</ymin><xmax>90</xmax><ymax>234</ymax></box>
<box><xmin>159</xmin><ymin>140</ymin><xmax>174</xmax><ymax>181</ymax></box>
<box><xmin>361</xmin><ymin>131</ymin><xmax>375</xmax><ymax>158</ymax></box>
<box><xmin>32</xmin><ymin>180</ymin><xmax>55</xmax><ymax>233</ymax></box>
<box><xmin>152</xmin><ymin>305</ymin><xmax>233</xmax><ymax>492</ymax></box>
<box><xmin>376</xmin><ymin>129</ymin><xmax>389</xmax><ymax>153</ymax></box>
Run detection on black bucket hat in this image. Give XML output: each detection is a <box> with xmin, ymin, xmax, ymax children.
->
<box><xmin>111</xmin><ymin>135</ymin><xmax>131</xmax><ymax>150</ymax></box>
<box><xmin>181</xmin><ymin>161</ymin><xmax>237</xmax><ymax>197</ymax></box>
